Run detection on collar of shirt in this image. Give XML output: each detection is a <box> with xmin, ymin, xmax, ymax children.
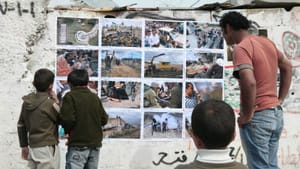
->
<box><xmin>195</xmin><ymin>148</ymin><xmax>234</xmax><ymax>164</ymax></box>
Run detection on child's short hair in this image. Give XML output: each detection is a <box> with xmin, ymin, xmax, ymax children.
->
<box><xmin>67</xmin><ymin>69</ymin><xmax>89</xmax><ymax>86</ymax></box>
<box><xmin>33</xmin><ymin>68</ymin><xmax>55</xmax><ymax>92</ymax></box>
<box><xmin>191</xmin><ymin>99</ymin><xmax>235</xmax><ymax>149</ymax></box>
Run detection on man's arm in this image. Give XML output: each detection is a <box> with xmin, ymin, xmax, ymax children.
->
<box><xmin>238</xmin><ymin>68</ymin><xmax>256</xmax><ymax>127</ymax></box>
<box><xmin>278</xmin><ymin>51</ymin><xmax>292</xmax><ymax>104</ymax></box>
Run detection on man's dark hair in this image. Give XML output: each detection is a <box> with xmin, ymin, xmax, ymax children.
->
<box><xmin>67</xmin><ymin>69</ymin><xmax>89</xmax><ymax>86</ymax></box>
<box><xmin>219</xmin><ymin>11</ymin><xmax>250</xmax><ymax>32</ymax></box>
<box><xmin>33</xmin><ymin>68</ymin><xmax>55</xmax><ymax>92</ymax></box>
<box><xmin>186</xmin><ymin>82</ymin><xmax>193</xmax><ymax>90</ymax></box>
<box><xmin>191</xmin><ymin>99</ymin><xmax>235</xmax><ymax>149</ymax></box>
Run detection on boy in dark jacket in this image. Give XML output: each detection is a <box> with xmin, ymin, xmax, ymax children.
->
<box><xmin>17</xmin><ymin>68</ymin><xmax>60</xmax><ymax>169</ymax></box>
<box><xmin>60</xmin><ymin>69</ymin><xmax>108</xmax><ymax>169</ymax></box>
<box><xmin>175</xmin><ymin>100</ymin><xmax>247</xmax><ymax>169</ymax></box>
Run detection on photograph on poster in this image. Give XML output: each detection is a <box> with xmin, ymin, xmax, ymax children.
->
<box><xmin>56</xmin><ymin>49</ymin><xmax>99</xmax><ymax>77</ymax></box>
<box><xmin>186</xmin><ymin>51</ymin><xmax>224</xmax><ymax>79</ymax></box>
<box><xmin>184</xmin><ymin>111</ymin><xmax>192</xmax><ymax>138</ymax></box>
<box><xmin>101</xmin><ymin>49</ymin><xmax>142</xmax><ymax>77</ymax></box>
<box><xmin>185</xmin><ymin>82</ymin><xmax>202</xmax><ymax>109</ymax></box>
<box><xmin>144</xmin><ymin>112</ymin><xmax>183</xmax><ymax>139</ymax></box>
<box><xmin>145</xmin><ymin>20</ymin><xmax>185</xmax><ymax>48</ymax></box>
<box><xmin>144</xmin><ymin>51</ymin><xmax>183</xmax><ymax>78</ymax></box>
<box><xmin>57</xmin><ymin>17</ymin><xmax>99</xmax><ymax>46</ymax></box>
<box><xmin>144</xmin><ymin>81</ymin><xmax>182</xmax><ymax>108</ymax></box>
<box><xmin>101</xmin><ymin>18</ymin><xmax>142</xmax><ymax>47</ymax></box>
<box><xmin>101</xmin><ymin>80</ymin><xmax>140</xmax><ymax>108</ymax></box>
<box><xmin>191</xmin><ymin>81</ymin><xmax>223</xmax><ymax>102</ymax></box>
<box><xmin>103</xmin><ymin>110</ymin><xmax>141</xmax><ymax>139</ymax></box>
<box><xmin>186</xmin><ymin>22</ymin><xmax>223</xmax><ymax>49</ymax></box>
<box><xmin>55</xmin><ymin>80</ymin><xmax>98</xmax><ymax>103</ymax></box>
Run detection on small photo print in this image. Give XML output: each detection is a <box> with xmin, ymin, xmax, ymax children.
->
<box><xmin>103</xmin><ymin>111</ymin><xmax>141</xmax><ymax>139</ymax></box>
<box><xmin>56</xmin><ymin>49</ymin><xmax>99</xmax><ymax>77</ymax></box>
<box><xmin>145</xmin><ymin>20</ymin><xmax>185</xmax><ymax>48</ymax></box>
<box><xmin>57</xmin><ymin>17</ymin><xmax>99</xmax><ymax>46</ymax></box>
<box><xmin>101</xmin><ymin>80</ymin><xmax>140</xmax><ymax>108</ymax></box>
<box><xmin>189</xmin><ymin>81</ymin><xmax>223</xmax><ymax>104</ymax></box>
<box><xmin>144</xmin><ymin>51</ymin><xmax>183</xmax><ymax>78</ymax></box>
<box><xmin>186</xmin><ymin>22</ymin><xmax>223</xmax><ymax>49</ymax></box>
<box><xmin>144</xmin><ymin>112</ymin><xmax>183</xmax><ymax>139</ymax></box>
<box><xmin>101</xmin><ymin>18</ymin><xmax>142</xmax><ymax>47</ymax></box>
<box><xmin>55</xmin><ymin>80</ymin><xmax>99</xmax><ymax>103</ymax></box>
<box><xmin>144</xmin><ymin>81</ymin><xmax>182</xmax><ymax>109</ymax></box>
<box><xmin>101</xmin><ymin>49</ymin><xmax>142</xmax><ymax>78</ymax></box>
<box><xmin>186</xmin><ymin>51</ymin><xmax>224</xmax><ymax>79</ymax></box>
<box><xmin>184</xmin><ymin>111</ymin><xmax>192</xmax><ymax>138</ymax></box>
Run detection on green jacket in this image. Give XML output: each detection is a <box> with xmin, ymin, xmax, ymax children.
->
<box><xmin>60</xmin><ymin>87</ymin><xmax>108</xmax><ymax>148</ymax></box>
<box><xmin>17</xmin><ymin>92</ymin><xmax>59</xmax><ymax>148</ymax></box>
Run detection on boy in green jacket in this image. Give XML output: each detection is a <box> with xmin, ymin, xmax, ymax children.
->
<box><xmin>17</xmin><ymin>68</ymin><xmax>60</xmax><ymax>169</ymax></box>
<box><xmin>60</xmin><ymin>69</ymin><xmax>108</xmax><ymax>169</ymax></box>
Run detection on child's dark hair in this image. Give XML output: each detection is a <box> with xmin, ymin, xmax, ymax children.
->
<box><xmin>33</xmin><ymin>68</ymin><xmax>55</xmax><ymax>92</ymax></box>
<box><xmin>67</xmin><ymin>69</ymin><xmax>89</xmax><ymax>86</ymax></box>
<box><xmin>191</xmin><ymin>99</ymin><xmax>235</xmax><ymax>149</ymax></box>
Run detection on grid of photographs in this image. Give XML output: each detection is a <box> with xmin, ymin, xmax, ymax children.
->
<box><xmin>56</xmin><ymin>17</ymin><xmax>225</xmax><ymax>140</ymax></box>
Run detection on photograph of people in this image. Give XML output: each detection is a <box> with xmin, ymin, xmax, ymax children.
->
<box><xmin>101</xmin><ymin>80</ymin><xmax>140</xmax><ymax>108</ymax></box>
<box><xmin>145</xmin><ymin>20</ymin><xmax>184</xmax><ymax>48</ymax></box>
<box><xmin>101</xmin><ymin>49</ymin><xmax>142</xmax><ymax>77</ymax></box>
<box><xmin>144</xmin><ymin>112</ymin><xmax>182</xmax><ymax>139</ymax></box>
<box><xmin>186</xmin><ymin>22</ymin><xmax>223</xmax><ymax>49</ymax></box>
<box><xmin>144</xmin><ymin>82</ymin><xmax>182</xmax><ymax>108</ymax></box>
<box><xmin>56</xmin><ymin>49</ymin><xmax>98</xmax><ymax>77</ymax></box>
<box><xmin>101</xmin><ymin>18</ymin><xmax>142</xmax><ymax>47</ymax></box>
<box><xmin>186</xmin><ymin>51</ymin><xmax>224</xmax><ymax>79</ymax></box>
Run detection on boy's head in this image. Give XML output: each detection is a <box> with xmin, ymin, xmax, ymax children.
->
<box><xmin>67</xmin><ymin>69</ymin><xmax>89</xmax><ymax>87</ymax></box>
<box><xmin>33</xmin><ymin>68</ymin><xmax>55</xmax><ymax>92</ymax></box>
<box><xmin>191</xmin><ymin>99</ymin><xmax>235</xmax><ymax>149</ymax></box>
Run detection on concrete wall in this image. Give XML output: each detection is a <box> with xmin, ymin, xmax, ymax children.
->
<box><xmin>1</xmin><ymin>1</ymin><xmax>300</xmax><ymax>168</ymax></box>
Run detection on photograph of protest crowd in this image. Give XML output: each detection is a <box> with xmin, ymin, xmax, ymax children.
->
<box><xmin>145</xmin><ymin>20</ymin><xmax>185</xmax><ymax>48</ymax></box>
<box><xmin>186</xmin><ymin>22</ymin><xmax>223</xmax><ymax>49</ymax></box>
<box><xmin>144</xmin><ymin>81</ymin><xmax>182</xmax><ymax>109</ymax></box>
<box><xmin>57</xmin><ymin>17</ymin><xmax>99</xmax><ymax>46</ymax></box>
<box><xmin>101</xmin><ymin>49</ymin><xmax>142</xmax><ymax>77</ymax></box>
<box><xmin>101</xmin><ymin>80</ymin><xmax>140</xmax><ymax>108</ymax></box>
<box><xmin>186</xmin><ymin>51</ymin><xmax>224</xmax><ymax>79</ymax></box>
<box><xmin>103</xmin><ymin>111</ymin><xmax>141</xmax><ymax>139</ymax></box>
<box><xmin>56</xmin><ymin>49</ymin><xmax>99</xmax><ymax>77</ymax></box>
<box><xmin>101</xmin><ymin>19</ymin><xmax>142</xmax><ymax>47</ymax></box>
<box><xmin>144</xmin><ymin>112</ymin><xmax>182</xmax><ymax>139</ymax></box>
<box><xmin>144</xmin><ymin>51</ymin><xmax>183</xmax><ymax>78</ymax></box>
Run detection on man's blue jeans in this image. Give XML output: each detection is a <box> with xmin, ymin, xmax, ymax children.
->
<box><xmin>66</xmin><ymin>146</ymin><xmax>100</xmax><ymax>169</ymax></box>
<box><xmin>240</xmin><ymin>106</ymin><xmax>283</xmax><ymax>169</ymax></box>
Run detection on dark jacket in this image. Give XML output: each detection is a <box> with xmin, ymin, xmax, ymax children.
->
<box><xmin>17</xmin><ymin>92</ymin><xmax>59</xmax><ymax>148</ymax></box>
<box><xmin>60</xmin><ymin>87</ymin><xmax>108</xmax><ymax>148</ymax></box>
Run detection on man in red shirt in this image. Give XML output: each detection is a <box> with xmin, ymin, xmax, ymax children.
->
<box><xmin>219</xmin><ymin>11</ymin><xmax>292</xmax><ymax>169</ymax></box>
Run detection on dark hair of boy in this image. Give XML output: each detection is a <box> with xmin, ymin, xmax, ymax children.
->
<box><xmin>191</xmin><ymin>99</ymin><xmax>235</xmax><ymax>149</ymax></box>
<box><xmin>219</xmin><ymin>11</ymin><xmax>250</xmax><ymax>33</ymax></box>
<box><xmin>33</xmin><ymin>68</ymin><xmax>55</xmax><ymax>92</ymax></box>
<box><xmin>67</xmin><ymin>69</ymin><xmax>89</xmax><ymax>86</ymax></box>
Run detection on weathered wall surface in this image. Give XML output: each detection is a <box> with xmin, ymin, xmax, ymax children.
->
<box><xmin>0</xmin><ymin>1</ymin><xmax>299</xmax><ymax>168</ymax></box>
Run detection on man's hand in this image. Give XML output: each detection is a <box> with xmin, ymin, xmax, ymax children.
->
<box><xmin>21</xmin><ymin>147</ymin><xmax>29</xmax><ymax>160</ymax></box>
<box><xmin>238</xmin><ymin>113</ymin><xmax>253</xmax><ymax>128</ymax></box>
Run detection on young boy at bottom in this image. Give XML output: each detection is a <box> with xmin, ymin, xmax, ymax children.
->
<box><xmin>59</xmin><ymin>69</ymin><xmax>108</xmax><ymax>169</ymax></box>
<box><xmin>17</xmin><ymin>68</ymin><xmax>60</xmax><ymax>169</ymax></box>
<box><xmin>175</xmin><ymin>100</ymin><xmax>247</xmax><ymax>169</ymax></box>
